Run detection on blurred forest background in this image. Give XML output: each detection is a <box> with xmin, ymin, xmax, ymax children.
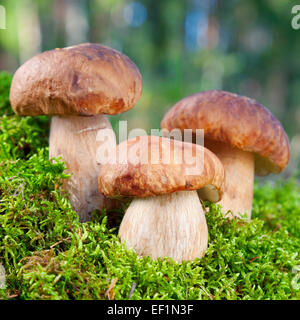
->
<box><xmin>0</xmin><ymin>0</ymin><xmax>299</xmax><ymax>178</ymax></box>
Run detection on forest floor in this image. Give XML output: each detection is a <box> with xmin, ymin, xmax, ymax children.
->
<box><xmin>0</xmin><ymin>72</ymin><xmax>299</xmax><ymax>300</ymax></box>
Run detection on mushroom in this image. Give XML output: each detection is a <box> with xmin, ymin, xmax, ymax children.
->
<box><xmin>98</xmin><ymin>135</ymin><xmax>224</xmax><ymax>262</ymax></box>
<box><xmin>9</xmin><ymin>43</ymin><xmax>142</xmax><ymax>221</ymax></box>
<box><xmin>161</xmin><ymin>90</ymin><xmax>290</xmax><ymax>219</ymax></box>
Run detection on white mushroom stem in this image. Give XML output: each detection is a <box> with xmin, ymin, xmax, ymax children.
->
<box><xmin>204</xmin><ymin>139</ymin><xmax>254</xmax><ymax>219</ymax></box>
<box><xmin>49</xmin><ymin>114</ymin><xmax>116</xmax><ymax>222</ymax></box>
<box><xmin>118</xmin><ymin>190</ymin><xmax>208</xmax><ymax>262</ymax></box>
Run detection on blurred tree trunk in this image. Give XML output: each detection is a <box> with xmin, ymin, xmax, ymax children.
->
<box><xmin>146</xmin><ymin>0</ymin><xmax>187</xmax><ymax>75</ymax></box>
<box><xmin>52</xmin><ymin>0</ymin><xmax>67</xmax><ymax>49</ymax></box>
<box><xmin>65</xmin><ymin>0</ymin><xmax>89</xmax><ymax>46</ymax></box>
<box><xmin>16</xmin><ymin>0</ymin><xmax>41</xmax><ymax>63</ymax></box>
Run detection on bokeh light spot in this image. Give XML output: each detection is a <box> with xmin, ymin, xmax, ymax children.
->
<box><xmin>123</xmin><ymin>2</ymin><xmax>147</xmax><ymax>28</ymax></box>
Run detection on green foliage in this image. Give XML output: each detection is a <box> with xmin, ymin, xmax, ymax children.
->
<box><xmin>0</xmin><ymin>72</ymin><xmax>13</xmax><ymax>116</ymax></box>
<box><xmin>0</xmin><ymin>72</ymin><xmax>299</xmax><ymax>300</ymax></box>
<box><xmin>0</xmin><ymin>115</ymin><xmax>50</xmax><ymax>161</ymax></box>
<box><xmin>0</xmin><ymin>73</ymin><xmax>50</xmax><ymax>161</ymax></box>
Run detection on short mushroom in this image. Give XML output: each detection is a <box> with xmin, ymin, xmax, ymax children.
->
<box><xmin>98</xmin><ymin>135</ymin><xmax>224</xmax><ymax>262</ymax></box>
<box><xmin>161</xmin><ymin>90</ymin><xmax>290</xmax><ymax>219</ymax></box>
<box><xmin>9</xmin><ymin>43</ymin><xmax>142</xmax><ymax>221</ymax></box>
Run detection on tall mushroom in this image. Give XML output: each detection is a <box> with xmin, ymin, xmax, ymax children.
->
<box><xmin>9</xmin><ymin>43</ymin><xmax>142</xmax><ymax>221</ymax></box>
<box><xmin>98</xmin><ymin>136</ymin><xmax>224</xmax><ymax>262</ymax></box>
<box><xmin>161</xmin><ymin>90</ymin><xmax>290</xmax><ymax>219</ymax></box>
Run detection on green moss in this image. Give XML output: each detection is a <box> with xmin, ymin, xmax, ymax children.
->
<box><xmin>0</xmin><ymin>72</ymin><xmax>13</xmax><ymax>117</ymax></box>
<box><xmin>0</xmin><ymin>71</ymin><xmax>299</xmax><ymax>300</ymax></box>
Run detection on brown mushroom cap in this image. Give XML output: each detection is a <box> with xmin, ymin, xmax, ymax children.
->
<box><xmin>9</xmin><ymin>43</ymin><xmax>142</xmax><ymax>116</ymax></box>
<box><xmin>161</xmin><ymin>90</ymin><xmax>290</xmax><ymax>176</ymax></box>
<box><xmin>98</xmin><ymin>135</ymin><xmax>225</xmax><ymax>201</ymax></box>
